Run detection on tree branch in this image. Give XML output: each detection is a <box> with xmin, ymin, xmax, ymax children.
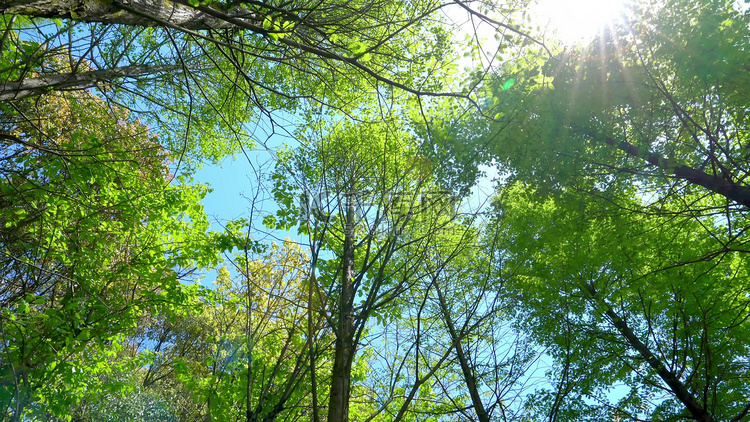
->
<box><xmin>0</xmin><ymin>65</ymin><xmax>182</xmax><ymax>101</ymax></box>
<box><xmin>604</xmin><ymin>136</ymin><xmax>750</xmax><ymax>208</ymax></box>
<box><xmin>582</xmin><ymin>283</ymin><xmax>714</xmax><ymax>422</ymax></box>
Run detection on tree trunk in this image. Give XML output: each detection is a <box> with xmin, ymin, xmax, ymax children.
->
<box><xmin>0</xmin><ymin>0</ymin><xmax>258</xmax><ymax>30</ymax></box>
<box><xmin>327</xmin><ymin>194</ymin><xmax>357</xmax><ymax>422</ymax></box>
<box><xmin>246</xmin><ymin>267</ymin><xmax>256</xmax><ymax>422</ymax></box>
<box><xmin>328</xmin><ymin>330</ymin><xmax>355</xmax><ymax>422</ymax></box>
<box><xmin>308</xmin><ymin>266</ymin><xmax>321</xmax><ymax>422</ymax></box>
<box><xmin>434</xmin><ymin>282</ymin><xmax>490</xmax><ymax>422</ymax></box>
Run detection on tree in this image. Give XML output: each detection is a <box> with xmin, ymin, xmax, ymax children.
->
<box><xmin>0</xmin><ymin>0</ymin><xmax>457</xmax><ymax>94</ymax></box>
<box><xmin>452</xmin><ymin>0</ymin><xmax>750</xmax><ymax>419</ymax></box>
<box><xmin>424</xmin><ymin>241</ymin><xmax>538</xmax><ymax>422</ymax></box>
<box><xmin>222</xmin><ymin>237</ymin><xmax>329</xmax><ymax>422</ymax></box>
<box><xmin>0</xmin><ymin>15</ymin><xmax>262</xmax><ymax>168</ymax></box>
<box><xmin>0</xmin><ymin>78</ymin><xmax>216</xmax><ymax>419</ymax></box>
<box><xmin>0</xmin><ymin>0</ymin><xmax>470</xmax><ymax>162</ymax></box>
<box><xmin>491</xmin><ymin>183</ymin><xmax>750</xmax><ymax>421</ymax></box>
<box><xmin>55</xmin><ymin>239</ymin><xmax>326</xmax><ymax>422</ymax></box>
<box><xmin>463</xmin><ymin>0</ymin><xmax>750</xmax><ymax>207</ymax></box>
<box><xmin>269</xmin><ymin>115</ymin><xmax>482</xmax><ymax>421</ymax></box>
<box><xmin>354</xmin><ymin>222</ymin><xmax>539</xmax><ymax>422</ymax></box>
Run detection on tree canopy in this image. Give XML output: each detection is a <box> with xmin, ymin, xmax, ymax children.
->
<box><xmin>1</xmin><ymin>0</ymin><xmax>749</xmax><ymax>421</ymax></box>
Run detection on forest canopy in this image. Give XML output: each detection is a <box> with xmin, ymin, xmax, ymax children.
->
<box><xmin>0</xmin><ymin>0</ymin><xmax>749</xmax><ymax>421</ymax></box>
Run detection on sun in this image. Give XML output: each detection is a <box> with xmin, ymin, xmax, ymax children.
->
<box><xmin>531</xmin><ymin>0</ymin><xmax>628</xmax><ymax>45</ymax></box>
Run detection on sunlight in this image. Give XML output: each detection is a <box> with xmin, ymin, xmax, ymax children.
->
<box><xmin>532</xmin><ymin>0</ymin><xmax>628</xmax><ymax>45</ymax></box>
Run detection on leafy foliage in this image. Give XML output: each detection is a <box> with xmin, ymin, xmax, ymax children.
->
<box><xmin>462</xmin><ymin>0</ymin><xmax>750</xmax><ymax>419</ymax></box>
<box><xmin>0</xmin><ymin>83</ymin><xmax>215</xmax><ymax>420</ymax></box>
<box><xmin>2</xmin><ymin>0</ymin><xmax>749</xmax><ymax>420</ymax></box>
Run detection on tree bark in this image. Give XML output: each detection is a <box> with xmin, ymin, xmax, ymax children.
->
<box><xmin>0</xmin><ymin>0</ymin><xmax>258</xmax><ymax>30</ymax></box>
<box><xmin>0</xmin><ymin>65</ymin><xmax>181</xmax><ymax>101</ymax></box>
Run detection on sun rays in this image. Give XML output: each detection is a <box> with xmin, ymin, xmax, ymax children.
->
<box><xmin>532</xmin><ymin>0</ymin><xmax>629</xmax><ymax>45</ymax></box>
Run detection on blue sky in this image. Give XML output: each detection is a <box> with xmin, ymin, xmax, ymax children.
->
<box><xmin>197</xmin><ymin>153</ymin><xmax>270</xmax><ymax>225</ymax></box>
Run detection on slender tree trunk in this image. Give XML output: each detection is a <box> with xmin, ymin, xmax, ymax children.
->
<box><xmin>327</xmin><ymin>195</ymin><xmax>357</xmax><ymax>422</ymax></box>
<box><xmin>434</xmin><ymin>282</ymin><xmax>490</xmax><ymax>422</ymax></box>
<box><xmin>246</xmin><ymin>267</ymin><xmax>256</xmax><ymax>422</ymax></box>
<box><xmin>328</xmin><ymin>330</ymin><xmax>355</xmax><ymax>422</ymax></box>
<box><xmin>308</xmin><ymin>266</ymin><xmax>321</xmax><ymax>422</ymax></box>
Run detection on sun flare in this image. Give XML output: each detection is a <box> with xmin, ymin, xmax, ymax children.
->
<box><xmin>532</xmin><ymin>0</ymin><xmax>628</xmax><ymax>45</ymax></box>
